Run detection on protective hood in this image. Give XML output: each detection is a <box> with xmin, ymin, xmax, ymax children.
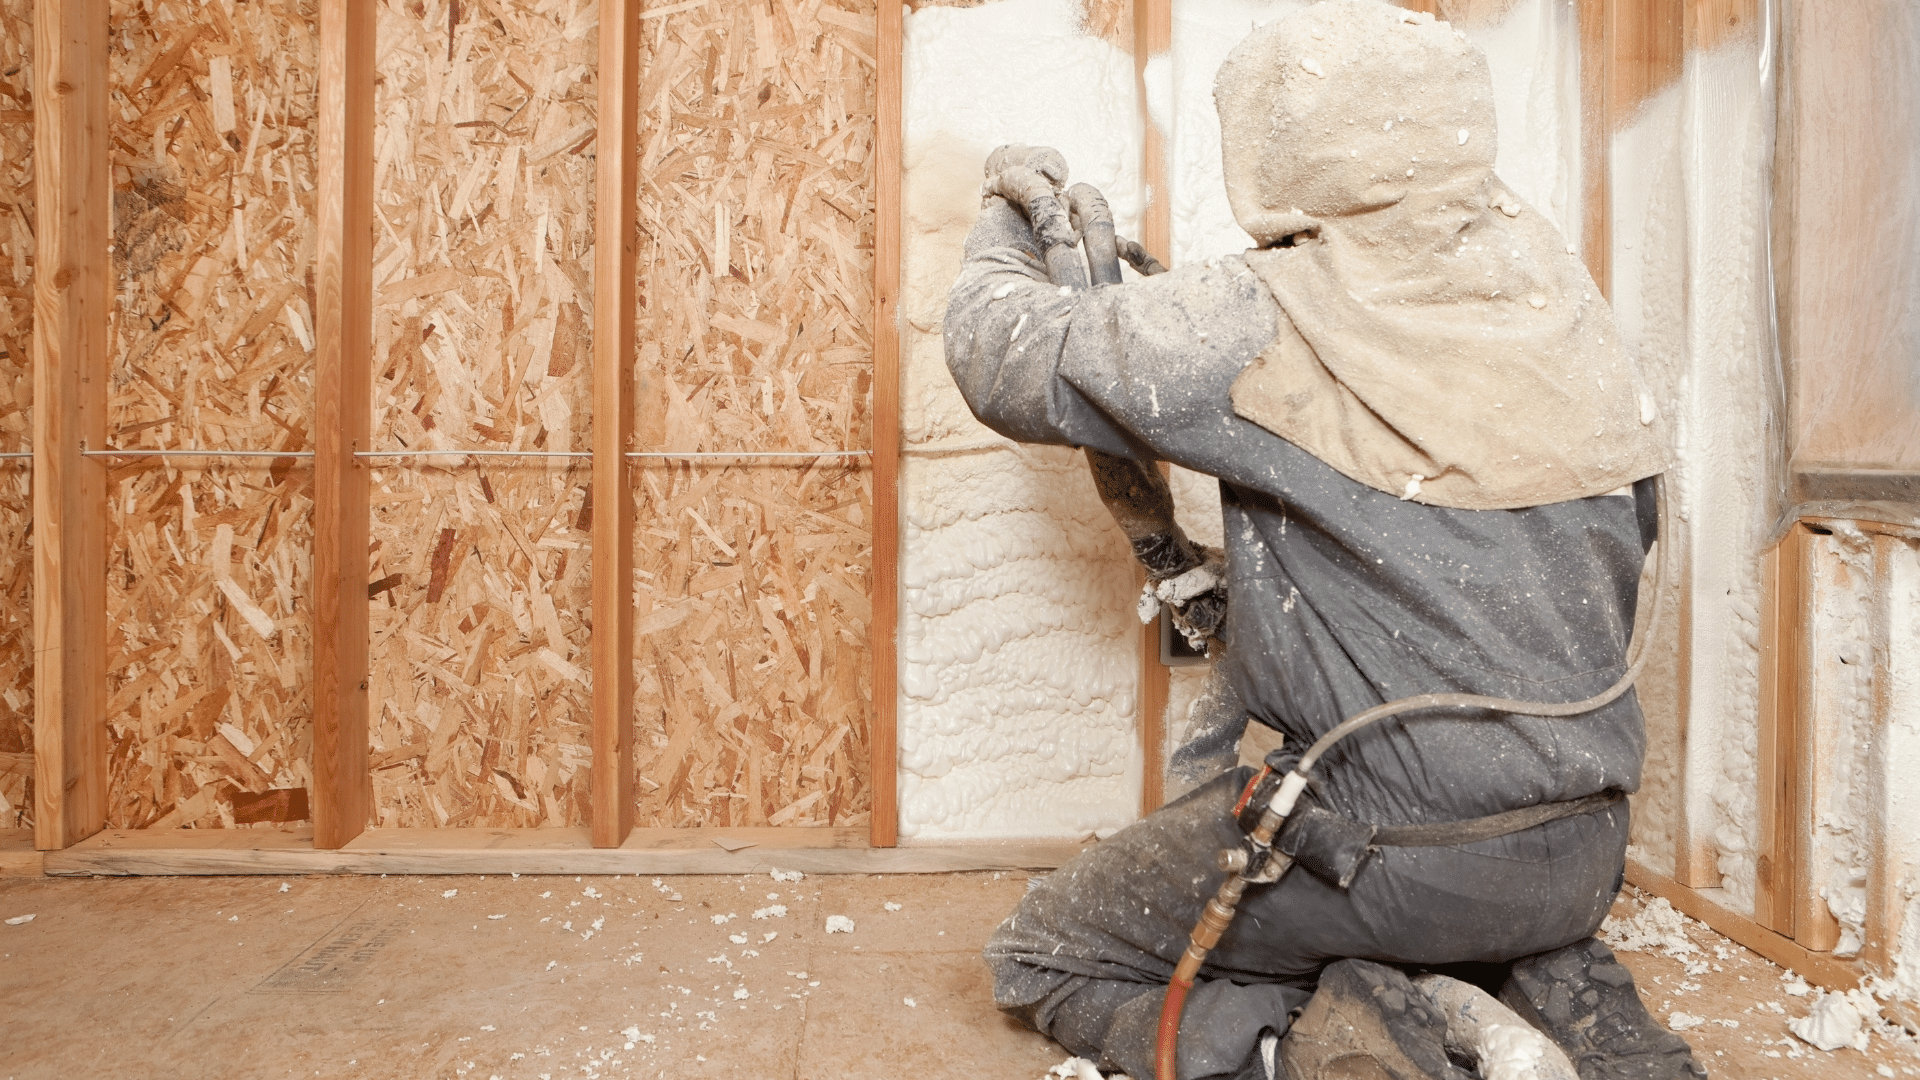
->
<box><xmin>1215</xmin><ymin>0</ymin><xmax>1666</xmax><ymax>510</ymax></box>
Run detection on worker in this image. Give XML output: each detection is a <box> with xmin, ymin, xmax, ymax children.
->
<box><xmin>943</xmin><ymin>3</ymin><xmax>1702</xmax><ymax>1079</ymax></box>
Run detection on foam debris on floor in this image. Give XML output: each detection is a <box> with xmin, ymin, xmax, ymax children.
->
<box><xmin>4</xmin><ymin>875</ymin><xmax>1919</xmax><ymax>1079</ymax></box>
<box><xmin>1600</xmin><ymin>888</ymin><xmax>1920</xmax><ymax>1077</ymax></box>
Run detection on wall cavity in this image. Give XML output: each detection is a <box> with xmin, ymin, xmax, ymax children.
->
<box><xmin>899</xmin><ymin>0</ymin><xmax>1145</xmax><ymax>840</ymax></box>
<box><xmin>1608</xmin><ymin>34</ymin><xmax>1775</xmax><ymax>911</ymax></box>
<box><xmin>1805</xmin><ymin>525</ymin><xmax>1879</xmax><ymax>955</ymax></box>
<box><xmin>1885</xmin><ymin>537</ymin><xmax>1920</xmax><ymax>998</ymax></box>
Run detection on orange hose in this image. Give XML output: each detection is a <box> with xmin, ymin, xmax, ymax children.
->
<box><xmin>1156</xmin><ymin>972</ymin><xmax>1195</xmax><ymax>1080</ymax></box>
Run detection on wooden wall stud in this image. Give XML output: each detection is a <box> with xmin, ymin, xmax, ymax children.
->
<box><xmin>1133</xmin><ymin>0</ymin><xmax>1172</xmax><ymax>816</ymax></box>
<box><xmin>31</xmin><ymin>0</ymin><xmax>110</xmax><ymax>851</ymax></box>
<box><xmin>592</xmin><ymin>0</ymin><xmax>639</xmax><ymax>849</ymax></box>
<box><xmin>312</xmin><ymin>0</ymin><xmax>375</xmax><ymax>850</ymax></box>
<box><xmin>869</xmin><ymin>0</ymin><xmax>903</xmax><ymax>848</ymax></box>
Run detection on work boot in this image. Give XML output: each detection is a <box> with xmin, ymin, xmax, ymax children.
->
<box><xmin>1499</xmin><ymin>937</ymin><xmax>1709</xmax><ymax>1080</ymax></box>
<box><xmin>1280</xmin><ymin>958</ymin><xmax>1474</xmax><ymax>1080</ymax></box>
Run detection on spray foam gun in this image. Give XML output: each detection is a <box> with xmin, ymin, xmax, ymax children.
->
<box><xmin>981</xmin><ymin>143</ymin><xmax>1167</xmax><ymax>289</ymax></box>
<box><xmin>977</xmin><ymin>143</ymin><xmax>1673</xmax><ymax>1080</ymax></box>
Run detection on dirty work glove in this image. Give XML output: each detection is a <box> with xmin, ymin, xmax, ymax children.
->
<box><xmin>982</xmin><ymin>144</ymin><xmax>1085</xmax><ymax>287</ymax></box>
<box><xmin>1136</xmin><ymin>544</ymin><xmax>1230</xmax><ymax>651</ymax></box>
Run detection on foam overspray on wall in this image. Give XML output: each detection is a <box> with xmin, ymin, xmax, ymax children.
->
<box><xmin>1805</xmin><ymin>526</ymin><xmax>1879</xmax><ymax>955</ymax></box>
<box><xmin>1885</xmin><ymin>538</ymin><xmax>1920</xmax><ymax>998</ymax></box>
<box><xmin>898</xmin><ymin>0</ymin><xmax>1145</xmax><ymax>839</ymax></box>
<box><xmin>1607</xmin><ymin>33</ymin><xmax>1775</xmax><ymax>912</ymax></box>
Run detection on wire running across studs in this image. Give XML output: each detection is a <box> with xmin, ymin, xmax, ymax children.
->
<box><xmin>81</xmin><ymin>448</ymin><xmax>315</xmax><ymax>459</ymax></box>
<box><xmin>354</xmin><ymin>449</ymin><xmax>591</xmax><ymax>460</ymax></box>
<box><xmin>624</xmin><ymin>450</ymin><xmax>871</xmax><ymax>460</ymax></box>
<box><xmin>69</xmin><ymin>446</ymin><xmax>873</xmax><ymax>464</ymax></box>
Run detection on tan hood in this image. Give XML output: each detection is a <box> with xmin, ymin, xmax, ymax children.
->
<box><xmin>1215</xmin><ymin>0</ymin><xmax>1666</xmax><ymax>510</ymax></box>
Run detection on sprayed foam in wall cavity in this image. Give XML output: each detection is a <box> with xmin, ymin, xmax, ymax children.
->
<box><xmin>899</xmin><ymin>0</ymin><xmax>1145</xmax><ymax>839</ymax></box>
<box><xmin>1607</xmin><ymin>39</ymin><xmax>1774</xmax><ymax>914</ymax></box>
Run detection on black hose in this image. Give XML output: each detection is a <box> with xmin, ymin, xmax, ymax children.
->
<box><xmin>1068</xmin><ymin>183</ymin><xmax>1125</xmax><ymax>286</ymax></box>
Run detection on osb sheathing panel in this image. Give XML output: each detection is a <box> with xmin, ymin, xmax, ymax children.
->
<box><xmin>103</xmin><ymin>0</ymin><xmax>319</xmax><ymax>830</ymax></box>
<box><xmin>630</xmin><ymin>0</ymin><xmax>877</xmax><ymax>828</ymax></box>
<box><xmin>364</xmin><ymin>0</ymin><xmax>597</xmax><ymax>829</ymax></box>
<box><xmin>0</xmin><ymin>0</ymin><xmax>33</xmax><ymax>830</ymax></box>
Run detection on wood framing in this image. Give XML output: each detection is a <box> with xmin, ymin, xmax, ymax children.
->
<box><xmin>1625</xmin><ymin>857</ymin><xmax>1865</xmax><ymax>993</ymax></box>
<box><xmin>31</xmin><ymin>0</ymin><xmax>109</xmax><ymax>851</ymax></box>
<box><xmin>312</xmin><ymin>0</ymin><xmax>375</xmax><ymax>850</ymax></box>
<box><xmin>0</xmin><ymin>830</ymin><xmax>43</xmax><ymax>876</ymax></box>
<box><xmin>1578</xmin><ymin>0</ymin><xmax>1611</xmax><ymax>296</ymax></box>
<box><xmin>1789</xmin><ymin>521</ymin><xmax>1843</xmax><ymax>951</ymax></box>
<box><xmin>1603</xmin><ymin>0</ymin><xmax>1721</xmax><ymax>890</ymax></box>
<box><xmin>1753</xmin><ymin>524</ymin><xmax>1806</xmax><ymax>935</ymax></box>
<box><xmin>591</xmin><ymin>0</ymin><xmax>638</xmax><ymax>850</ymax></box>
<box><xmin>42</xmin><ymin>826</ymin><xmax>1086</xmax><ymax>877</ymax></box>
<box><xmin>1775</xmin><ymin>0</ymin><xmax>1920</xmax><ymax>475</ymax></box>
<box><xmin>1611</xmin><ymin>0</ymin><xmax>1684</xmax><ymax>121</ymax></box>
<box><xmin>1133</xmin><ymin>0</ymin><xmax>1171</xmax><ymax>816</ymax></box>
<box><xmin>1133</xmin><ymin>0</ymin><xmax>1170</xmax><ymax>265</ymax></box>
<box><xmin>870</xmin><ymin>0</ymin><xmax>903</xmax><ymax>849</ymax></box>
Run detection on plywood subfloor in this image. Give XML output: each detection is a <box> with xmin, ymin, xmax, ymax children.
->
<box><xmin>2</xmin><ymin>875</ymin><xmax>1918</xmax><ymax>1079</ymax></box>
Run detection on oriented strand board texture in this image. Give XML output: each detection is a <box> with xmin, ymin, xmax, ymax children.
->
<box><xmin>629</xmin><ymin>0</ymin><xmax>876</xmax><ymax>828</ymax></box>
<box><xmin>102</xmin><ymin>0</ymin><xmax>319</xmax><ymax>830</ymax></box>
<box><xmin>0</xmin><ymin>0</ymin><xmax>32</xmax><ymax>829</ymax></box>
<box><xmin>364</xmin><ymin>0</ymin><xmax>598</xmax><ymax>829</ymax></box>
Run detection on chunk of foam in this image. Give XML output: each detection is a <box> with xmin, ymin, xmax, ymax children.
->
<box><xmin>1788</xmin><ymin>990</ymin><xmax>1874</xmax><ymax>1052</ymax></box>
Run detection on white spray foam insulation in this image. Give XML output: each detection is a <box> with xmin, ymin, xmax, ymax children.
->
<box><xmin>1805</xmin><ymin>526</ymin><xmax>1878</xmax><ymax>956</ymax></box>
<box><xmin>1605</xmin><ymin>38</ymin><xmax>1774</xmax><ymax>913</ymax></box>
<box><xmin>1160</xmin><ymin>0</ymin><xmax>1307</xmax><ymax>268</ymax></box>
<box><xmin>1886</xmin><ymin>539</ymin><xmax>1920</xmax><ymax>1000</ymax></box>
<box><xmin>899</xmin><ymin>0</ymin><xmax>1147</xmax><ymax>839</ymax></box>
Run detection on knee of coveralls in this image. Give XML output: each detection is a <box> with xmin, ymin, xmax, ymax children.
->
<box><xmin>981</xmin><ymin>767</ymin><xmax>1631</xmax><ymax>1077</ymax></box>
<box><xmin>981</xmin><ymin>770</ymin><xmax>1322</xmax><ymax>1079</ymax></box>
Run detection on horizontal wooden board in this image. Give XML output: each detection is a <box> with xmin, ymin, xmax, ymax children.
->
<box><xmin>0</xmin><ymin>828</ymin><xmax>39</xmax><ymax>874</ymax></box>
<box><xmin>1624</xmin><ymin>857</ymin><xmax>1863</xmax><ymax>993</ymax></box>
<box><xmin>41</xmin><ymin>826</ymin><xmax>1088</xmax><ymax>876</ymax></box>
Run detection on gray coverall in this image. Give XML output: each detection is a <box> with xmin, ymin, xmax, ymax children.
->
<box><xmin>947</xmin><ymin>199</ymin><xmax>1655</xmax><ymax>1080</ymax></box>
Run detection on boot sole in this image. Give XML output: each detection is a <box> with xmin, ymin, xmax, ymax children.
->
<box><xmin>1500</xmin><ymin>937</ymin><xmax>1708</xmax><ymax>1080</ymax></box>
<box><xmin>1281</xmin><ymin>959</ymin><xmax>1473</xmax><ymax>1080</ymax></box>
